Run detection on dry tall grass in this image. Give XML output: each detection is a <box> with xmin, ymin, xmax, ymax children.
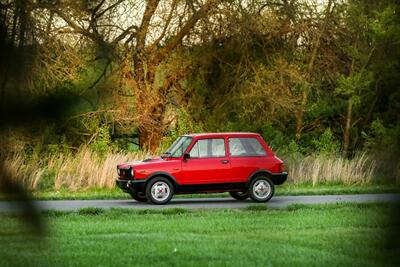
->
<box><xmin>286</xmin><ymin>153</ymin><xmax>376</xmax><ymax>185</ymax></box>
<box><xmin>4</xmin><ymin>147</ymin><xmax>151</xmax><ymax>191</ymax></box>
<box><xmin>4</xmin><ymin>148</ymin><xmax>379</xmax><ymax>191</ymax></box>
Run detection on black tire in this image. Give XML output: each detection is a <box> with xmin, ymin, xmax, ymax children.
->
<box><xmin>129</xmin><ymin>191</ymin><xmax>148</xmax><ymax>202</ymax></box>
<box><xmin>229</xmin><ymin>191</ymin><xmax>249</xmax><ymax>200</ymax></box>
<box><xmin>146</xmin><ymin>177</ymin><xmax>174</xmax><ymax>205</ymax></box>
<box><xmin>248</xmin><ymin>176</ymin><xmax>275</xmax><ymax>202</ymax></box>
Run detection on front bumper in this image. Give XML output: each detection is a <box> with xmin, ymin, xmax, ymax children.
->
<box><xmin>270</xmin><ymin>172</ymin><xmax>288</xmax><ymax>185</ymax></box>
<box><xmin>115</xmin><ymin>179</ymin><xmax>146</xmax><ymax>193</ymax></box>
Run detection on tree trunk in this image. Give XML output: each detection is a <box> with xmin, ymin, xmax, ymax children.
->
<box><xmin>364</xmin><ymin>80</ymin><xmax>379</xmax><ymax>127</ymax></box>
<box><xmin>133</xmin><ymin>57</ymin><xmax>166</xmax><ymax>152</ymax></box>
<box><xmin>17</xmin><ymin>0</ymin><xmax>27</xmax><ymax>49</ymax></box>
<box><xmin>342</xmin><ymin>98</ymin><xmax>353</xmax><ymax>158</ymax></box>
<box><xmin>130</xmin><ymin>0</ymin><xmax>219</xmax><ymax>151</ymax></box>
<box><xmin>295</xmin><ymin>0</ymin><xmax>332</xmax><ymax>140</ymax></box>
<box><xmin>136</xmin><ymin>99</ymin><xmax>166</xmax><ymax>152</ymax></box>
<box><xmin>138</xmin><ymin>122</ymin><xmax>164</xmax><ymax>152</ymax></box>
<box><xmin>295</xmin><ymin>90</ymin><xmax>307</xmax><ymax>140</ymax></box>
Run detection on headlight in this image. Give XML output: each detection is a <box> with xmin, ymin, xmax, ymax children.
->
<box><xmin>130</xmin><ymin>168</ymin><xmax>134</xmax><ymax>177</ymax></box>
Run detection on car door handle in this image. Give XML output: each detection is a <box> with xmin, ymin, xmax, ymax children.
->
<box><xmin>221</xmin><ymin>160</ymin><xmax>229</xmax><ymax>164</ymax></box>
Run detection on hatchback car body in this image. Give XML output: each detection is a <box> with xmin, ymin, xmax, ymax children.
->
<box><xmin>116</xmin><ymin>132</ymin><xmax>287</xmax><ymax>204</ymax></box>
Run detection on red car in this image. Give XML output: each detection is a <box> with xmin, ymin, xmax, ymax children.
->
<box><xmin>116</xmin><ymin>132</ymin><xmax>287</xmax><ymax>204</ymax></box>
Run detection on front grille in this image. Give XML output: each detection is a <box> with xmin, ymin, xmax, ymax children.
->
<box><xmin>118</xmin><ymin>168</ymin><xmax>133</xmax><ymax>179</ymax></box>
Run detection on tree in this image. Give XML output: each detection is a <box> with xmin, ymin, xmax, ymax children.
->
<box><xmin>45</xmin><ymin>0</ymin><xmax>221</xmax><ymax>151</ymax></box>
<box><xmin>335</xmin><ymin>1</ymin><xmax>400</xmax><ymax>157</ymax></box>
<box><xmin>335</xmin><ymin>71</ymin><xmax>373</xmax><ymax>157</ymax></box>
<box><xmin>294</xmin><ymin>0</ymin><xmax>334</xmax><ymax>140</ymax></box>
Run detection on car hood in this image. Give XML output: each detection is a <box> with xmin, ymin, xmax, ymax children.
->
<box><xmin>117</xmin><ymin>157</ymin><xmax>169</xmax><ymax>169</ymax></box>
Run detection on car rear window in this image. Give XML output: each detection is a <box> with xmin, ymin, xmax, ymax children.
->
<box><xmin>189</xmin><ymin>138</ymin><xmax>226</xmax><ymax>158</ymax></box>
<box><xmin>228</xmin><ymin>138</ymin><xmax>267</xmax><ymax>157</ymax></box>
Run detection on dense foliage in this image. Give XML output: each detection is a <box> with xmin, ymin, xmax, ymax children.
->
<box><xmin>0</xmin><ymin>1</ymin><xmax>399</xmax><ymax>167</ymax></box>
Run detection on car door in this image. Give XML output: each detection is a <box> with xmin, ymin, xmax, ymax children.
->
<box><xmin>181</xmin><ymin>138</ymin><xmax>232</xmax><ymax>185</ymax></box>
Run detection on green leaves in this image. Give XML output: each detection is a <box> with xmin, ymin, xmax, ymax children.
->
<box><xmin>312</xmin><ymin>128</ymin><xmax>340</xmax><ymax>155</ymax></box>
<box><xmin>334</xmin><ymin>71</ymin><xmax>373</xmax><ymax>105</ymax></box>
<box><xmin>371</xmin><ymin>5</ymin><xmax>400</xmax><ymax>41</ymax></box>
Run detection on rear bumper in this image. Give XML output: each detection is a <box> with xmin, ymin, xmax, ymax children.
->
<box><xmin>115</xmin><ymin>179</ymin><xmax>146</xmax><ymax>193</ymax></box>
<box><xmin>270</xmin><ymin>172</ymin><xmax>288</xmax><ymax>185</ymax></box>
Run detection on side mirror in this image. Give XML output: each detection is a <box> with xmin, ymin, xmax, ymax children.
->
<box><xmin>183</xmin><ymin>153</ymin><xmax>190</xmax><ymax>162</ymax></box>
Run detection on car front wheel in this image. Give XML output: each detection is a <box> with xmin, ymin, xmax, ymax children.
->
<box><xmin>229</xmin><ymin>191</ymin><xmax>249</xmax><ymax>200</ymax></box>
<box><xmin>248</xmin><ymin>176</ymin><xmax>274</xmax><ymax>202</ymax></box>
<box><xmin>129</xmin><ymin>191</ymin><xmax>148</xmax><ymax>202</ymax></box>
<box><xmin>146</xmin><ymin>177</ymin><xmax>174</xmax><ymax>205</ymax></box>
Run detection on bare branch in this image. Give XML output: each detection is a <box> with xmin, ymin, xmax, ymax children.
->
<box><xmin>112</xmin><ymin>25</ymin><xmax>138</xmax><ymax>44</ymax></box>
<box><xmin>136</xmin><ymin>0</ymin><xmax>160</xmax><ymax>52</ymax></box>
<box><xmin>53</xmin><ymin>9</ymin><xmax>97</xmax><ymax>41</ymax></box>
<box><xmin>92</xmin><ymin>0</ymin><xmax>107</xmax><ymax>16</ymax></box>
<box><xmin>148</xmin><ymin>0</ymin><xmax>178</xmax><ymax>51</ymax></box>
<box><xmin>154</xmin><ymin>0</ymin><xmax>220</xmax><ymax>63</ymax></box>
<box><xmin>80</xmin><ymin>59</ymin><xmax>111</xmax><ymax>96</ymax></box>
<box><xmin>95</xmin><ymin>0</ymin><xmax>126</xmax><ymax>19</ymax></box>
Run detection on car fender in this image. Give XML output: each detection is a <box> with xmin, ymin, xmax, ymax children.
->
<box><xmin>246</xmin><ymin>169</ymin><xmax>288</xmax><ymax>187</ymax></box>
<box><xmin>146</xmin><ymin>171</ymin><xmax>180</xmax><ymax>190</ymax></box>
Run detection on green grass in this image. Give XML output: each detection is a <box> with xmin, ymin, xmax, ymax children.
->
<box><xmin>0</xmin><ymin>203</ymin><xmax>399</xmax><ymax>266</ymax></box>
<box><xmin>276</xmin><ymin>183</ymin><xmax>400</xmax><ymax>195</ymax></box>
<box><xmin>23</xmin><ymin>183</ymin><xmax>400</xmax><ymax>200</ymax></box>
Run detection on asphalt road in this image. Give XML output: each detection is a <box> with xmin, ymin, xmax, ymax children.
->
<box><xmin>1</xmin><ymin>193</ymin><xmax>399</xmax><ymax>212</ymax></box>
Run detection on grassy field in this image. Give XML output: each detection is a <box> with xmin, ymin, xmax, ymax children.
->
<box><xmin>26</xmin><ymin>183</ymin><xmax>400</xmax><ymax>200</ymax></box>
<box><xmin>1</xmin><ymin>203</ymin><xmax>399</xmax><ymax>267</ymax></box>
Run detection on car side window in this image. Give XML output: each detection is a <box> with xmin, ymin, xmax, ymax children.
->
<box><xmin>229</xmin><ymin>138</ymin><xmax>267</xmax><ymax>157</ymax></box>
<box><xmin>189</xmin><ymin>138</ymin><xmax>226</xmax><ymax>158</ymax></box>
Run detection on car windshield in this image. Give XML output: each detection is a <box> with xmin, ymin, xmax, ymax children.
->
<box><xmin>163</xmin><ymin>136</ymin><xmax>193</xmax><ymax>158</ymax></box>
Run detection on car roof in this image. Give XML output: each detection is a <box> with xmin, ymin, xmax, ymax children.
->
<box><xmin>183</xmin><ymin>132</ymin><xmax>260</xmax><ymax>138</ymax></box>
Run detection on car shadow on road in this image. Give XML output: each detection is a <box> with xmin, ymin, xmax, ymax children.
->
<box><xmin>111</xmin><ymin>198</ymin><xmax>254</xmax><ymax>207</ymax></box>
<box><xmin>170</xmin><ymin>198</ymin><xmax>251</xmax><ymax>204</ymax></box>
<box><xmin>102</xmin><ymin>198</ymin><xmax>276</xmax><ymax>208</ymax></box>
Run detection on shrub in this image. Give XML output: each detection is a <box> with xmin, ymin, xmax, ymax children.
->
<box><xmin>362</xmin><ymin>119</ymin><xmax>399</xmax><ymax>152</ymax></box>
<box><xmin>312</xmin><ymin>128</ymin><xmax>340</xmax><ymax>155</ymax></box>
<box><xmin>90</xmin><ymin>126</ymin><xmax>114</xmax><ymax>156</ymax></box>
<box><xmin>261</xmin><ymin>122</ymin><xmax>287</xmax><ymax>151</ymax></box>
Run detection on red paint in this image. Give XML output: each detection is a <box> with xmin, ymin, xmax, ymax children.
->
<box><xmin>117</xmin><ymin>132</ymin><xmax>285</xmax><ymax>187</ymax></box>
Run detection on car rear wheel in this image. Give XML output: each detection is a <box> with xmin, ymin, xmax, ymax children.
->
<box><xmin>229</xmin><ymin>191</ymin><xmax>249</xmax><ymax>200</ymax></box>
<box><xmin>129</xmin><ymin>191</ymin><xmax>148</xmax><ymax>202</ymax></box>
<box><xmin>146</xmin><ymin>177</ymin><xmax>174</xmax><ymax>205</ymax></box>
<box><xmin>248</xmin><ymin>176</ymin><xmax>274</xmax><ymax>202</ymax></box>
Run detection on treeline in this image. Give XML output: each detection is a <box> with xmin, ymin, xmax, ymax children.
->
<box><xmin>0</xmin><ymin>0</ymin><xmax>399</xmax><ymax>160</ymax></box>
